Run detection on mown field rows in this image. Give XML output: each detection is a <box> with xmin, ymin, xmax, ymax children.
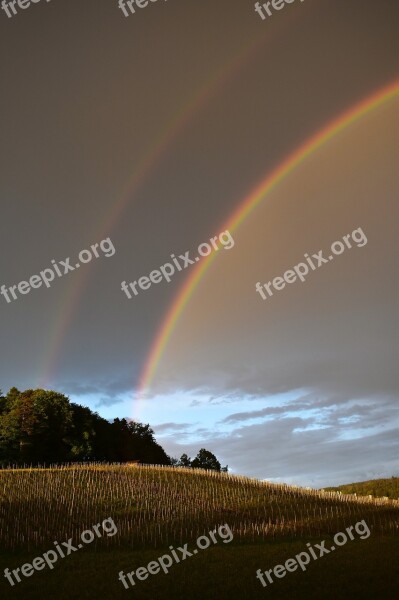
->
<box><xmin>1</xmin><ymin>465</ymin><xmax>398</xmax><ymax>551</ymax></box>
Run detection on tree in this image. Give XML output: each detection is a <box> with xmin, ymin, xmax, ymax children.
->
<box><xmin>172</xmin><ymin>450</ymin><xmax>227</xmax><ymax>471</ymax></box>
<box><xmin>29</xmin><ymin>390</ymin><xmax>74</xmax><ymax>462</ymax></box>
<box><xmin>177</xmin><ymin>453</ymin><xmax>192</xmax><ymax>467</ymax></box>
<box><xmin>191</xmin><ymin>449</ymin><xmax>221</xmax><ymax>472</ymax></box>
<box><xmin>0</xmin><ymin>389</ymin><xmax>73</xmax><ymax>463</ymax></box>
<box><xmin>0</xmin><ymin>387</ymin><xmax>226</xmax><ymax>469</ymax></box>
<box><xmin>68</xmin><ymin>403</ymin><xmax>97</xmax><ymax>459</ymax></box>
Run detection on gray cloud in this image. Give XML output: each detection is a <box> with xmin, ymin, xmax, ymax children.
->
<box><xmin>159</xmin><ymin>414</ymin><xmax>399</xmax><ymax>488</ymax></box>
<box><xmin>154</xmin><ymin>422</ymin><xmax>195</xmax><ymax>433</ymax></box>
<box><xmin>0</xmin><ymin>0</ymin><xmax>397</xmax><ymax>489</ymax></box>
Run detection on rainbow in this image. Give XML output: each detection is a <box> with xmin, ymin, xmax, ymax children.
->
<box><xmin>138</xmin><ymin>79</ymin><xmax>399</xmax><ymax>398</ymax></box>
<box><xmin>38</xmin><ymin>19</ymin><xmax>292</xmax><ymax>388</ymax></box>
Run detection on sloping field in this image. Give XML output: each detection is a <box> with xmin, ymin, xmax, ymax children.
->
<box><xmin>324</xmin><ymin>477</ymin><xmax>399</xmax><ymax>500</ymax></box>
<box><xmin>0</xmin><ymin>465</ymin><xmax>399</xmax><ymax>599</ymax></box>
<box><xmin>1</xmin><ymin>464</ymin><xmax>398</xmax><ymax>551</ymax></box>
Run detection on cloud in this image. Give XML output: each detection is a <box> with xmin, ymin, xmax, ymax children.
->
<box><xmin>95</xmin><ymin>395</ymin><xmax>125</xmax><ymax>408</ymax></box>
<box><xmin>220</xmin><ymin>403</ymin><xmax>308</xmax><ymax>424</ymax></box>
<box><xmin>154</xmin><ymin>422</ymin><xmax>195</xmax><ymax>433</ymax></box>
<box><xmin>155</xmin><ymin>390</ymin><xmax>399</xmax><ymax>487</ymax></box>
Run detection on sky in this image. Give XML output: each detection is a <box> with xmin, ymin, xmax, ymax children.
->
<box><xmin>0</xmin><ymin>0</ymin><xmax>398</xmax><ymax>488</ymax></box>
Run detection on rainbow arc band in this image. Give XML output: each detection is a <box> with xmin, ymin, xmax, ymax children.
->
<box><xmin>138</xmin><ymin>80</ymin><xmax>399</xmax><ymax>399</ymax></box>
<box><xmin>37</xmin><ymin>19</ymin><xmax>303</xmax><ymax>387</ymax></box>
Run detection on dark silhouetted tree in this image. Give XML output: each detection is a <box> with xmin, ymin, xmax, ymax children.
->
<box><xmin>177</xmin><ymin>453</ymin><xmax>192</xmax><ymax>467</ymax></box>
<box><xmin>191</xmin><ymin>449</ymin><xmax>221</xmax><ymax>472</ymax></box>
<box><xmin>0</xmin><ymin>388</ymin><xmax>172</xmax><ymax>466</ymax></box>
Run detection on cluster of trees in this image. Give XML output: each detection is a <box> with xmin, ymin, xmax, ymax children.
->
<box><xmin>0</xmin><ymin>387</ymin><xmax>169</xmax><ymax>465</ymax></box>
<box><xmin>0</xmin><ymin>388</ymin><xmax>226</xmax><ymax>471</ymax></box>
<box><xmin>171</xmin><ymin>450</ymin><xmax>228</xmax><ymax>473</ymax></box>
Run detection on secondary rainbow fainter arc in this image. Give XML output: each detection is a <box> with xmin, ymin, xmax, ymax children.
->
<box><xmin>37</xmin><ymin>18</ymin><xmax>295</xmax><ymax>389</ymax></box>
<box><xmin>137</xmin><ymin>79</ymin><xmax>399</xmax><ymax>401</ymax></box>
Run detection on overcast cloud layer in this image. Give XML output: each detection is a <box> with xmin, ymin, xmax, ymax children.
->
<box><xmin>0</xmin><ymin>0</ymin><xmax>398</xmax><ymax>487</ymax></box>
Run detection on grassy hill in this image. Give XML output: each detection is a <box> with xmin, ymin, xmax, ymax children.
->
<box><xmin>0</xmin><ymin>465</ymin><xmax>398</xmax><ymax>599</ymax></box>
<box><xmin>324</xmin><ymin>477</ymin><xmax>399</xmax><ymax>500</ymax></box>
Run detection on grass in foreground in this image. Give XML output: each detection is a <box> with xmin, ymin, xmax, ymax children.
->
<box><xmin>0</xmin><ymin>536</ymin><xmax>398</xmax><ymax>600</ymax></box>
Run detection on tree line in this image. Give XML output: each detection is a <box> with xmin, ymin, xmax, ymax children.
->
<box><xmin>0</xmin><ymin>388</ymin><xmax>226</xmax><ymax>471</ymax></box>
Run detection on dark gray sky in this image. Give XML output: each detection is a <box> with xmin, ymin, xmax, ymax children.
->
<box><xmin>0</xmin><ymin>0</ymin><xmax>398</xmax><ymax>487</ymax></box>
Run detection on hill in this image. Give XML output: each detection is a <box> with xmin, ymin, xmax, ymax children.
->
<box><xmin>0</xmin><ymin>465</ymin><xmax>398</xmax><ymax>599</ymax></box>
<box><xmin>324</xmin><ymin>477</ymin><xmax>399</xmax><ymax>500</ymax></box>
<box><xmin>1</xmin><ymin>464</ymin><xmax>398</xmax><ymax>551</ymax></box>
